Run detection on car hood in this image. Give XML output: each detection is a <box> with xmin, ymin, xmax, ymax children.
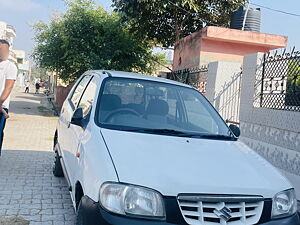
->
<box><xmin>101</xmin><ymin>128</ymin><xmax>291</xmax><ymax>198</ymax></box>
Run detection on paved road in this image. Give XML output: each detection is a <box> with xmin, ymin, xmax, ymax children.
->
<box><xmin>0</xmin><ymin>89</ymin><xmax>76</xmax><ymax>225</ymax></box>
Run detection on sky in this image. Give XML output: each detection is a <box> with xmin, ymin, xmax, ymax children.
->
<box><xmin>0</xmin><ymin>0</ymin><xmax>113</xmax><ymax>59</ymax></box>
<box><xmin>250</xmin><ymin>0</ymin><xmax>300</xmax><ymax>51</ymax></box>
<box><xmin>0</xmin><ymin>0</ymin><xmax>299</xmax><ymax>60</ymax></box>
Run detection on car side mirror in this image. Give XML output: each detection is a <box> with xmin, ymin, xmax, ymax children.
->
<box><xmin>229</xmin><ymin>124</ymin><xmax>241</xmax><ymax>137</ymax></box>
<box><xmin>71</xmin><ymin>108</ymin><xmax>83</xmax><ymax>127</ymax></box>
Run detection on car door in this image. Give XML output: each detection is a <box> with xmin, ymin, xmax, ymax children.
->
<box><xmin>67</xmin><ymin>76</ymin><xmax>98</xmax><ymax>185</ymax></box>
<box><xmin>58</xmin><ymin>74</ymin><xmax>92</xmax><ymax>184</ymax></box>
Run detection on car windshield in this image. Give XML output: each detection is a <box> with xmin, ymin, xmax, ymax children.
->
<box><xmin>97</xmin><ymin>78</ymin><xmax>233</xmax><ymax>138</ymax></box>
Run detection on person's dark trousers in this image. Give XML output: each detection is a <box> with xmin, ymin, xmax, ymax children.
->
<box><xmin>0</xmin><ymin>108</ymin><xmax>8</xmax><ymax>156</ymax></box>
<box><xmin>25</xmin><ymin>87</ymin><xmax>29</xmax><ymax>93</ymax></box>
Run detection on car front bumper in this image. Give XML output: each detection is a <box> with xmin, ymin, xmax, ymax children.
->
<box><xmin>80</xmin><ymin>196</ymin><xmax>300</xmax><ymax>225</ymax></box>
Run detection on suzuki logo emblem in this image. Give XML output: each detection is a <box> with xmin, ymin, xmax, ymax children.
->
<box><xmin>213</xmin><ymin>206</ymin><xmax>232</xmax><ymax>221</ymax></box>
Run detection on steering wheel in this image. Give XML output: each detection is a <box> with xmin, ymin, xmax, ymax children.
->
<box><xmin>104</xmin><ymin>108</ymin><xmax>141</xmax><ymax>123</ymax></box>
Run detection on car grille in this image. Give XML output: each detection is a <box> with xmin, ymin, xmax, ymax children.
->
<box><xmin>177</xmin><ymin>195</ymin><xmax>264</xmax><ymax>225</ymax></box>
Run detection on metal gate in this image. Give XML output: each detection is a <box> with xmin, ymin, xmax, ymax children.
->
<box><xmin>254</xmin><ymin>48</ymin><xmax>300</xmax><ymax>112</ymax></box>
<box><xmin>166</xmin><ymin>66</ymin><xmax>208</xmax><ymax>94</ymax></box>
<box><xmin>214</xmin><ymin>71</ymin><xmax>243</xmax><ymax>125</ymax></box>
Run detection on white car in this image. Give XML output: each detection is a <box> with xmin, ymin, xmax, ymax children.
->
<box><xmin>53</xmin><ymin>70</ymin><xmax>299</xmax><ymax>225</ymax></box>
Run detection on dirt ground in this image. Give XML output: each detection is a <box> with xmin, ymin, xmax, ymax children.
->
<box><xmin>0</xmin><ymin>216</ymin><xmax>29</xmax><ymax>225</ymax></box>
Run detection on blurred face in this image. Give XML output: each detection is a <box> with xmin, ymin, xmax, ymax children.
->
<box><xmin>0</xmin><ymin>43</ymin><xmax>9</xmax><ymax>61</ymax></box>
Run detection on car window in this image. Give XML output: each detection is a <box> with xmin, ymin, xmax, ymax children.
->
<box><xmin>97</xmin><ymin>78</ymin><xmax>230</xmax><ymax>136</ymax></box>
<box><xmin>70</xmin><ymin>75</ymin><xmax>92</xmax><ymax>108</ymax></box>
<box><xmin>99</xmin><ymin>80</ymin><xmax>182</xmax><ymax>124</ymax></box>
<box><xmin>180</xmin><ymin>90</ymin><xmax>219</xmax><ymax>134</ymax></box>
<box><xmin>77</xmin><ymin>77</ymin><xmax>98</xmax><ymax>117</ymax></box>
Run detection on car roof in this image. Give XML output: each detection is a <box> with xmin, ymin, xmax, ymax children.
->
<box><xmin>88</xmin><ymin>70</ymin><xmax>192</xmax><ymax>88</ymax></box>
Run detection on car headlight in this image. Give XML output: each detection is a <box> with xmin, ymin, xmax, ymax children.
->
<box><xmin>272</xmin><ymin>189</ymin><xmax>297</xmax><ymax>219</ymax></box>
<box><xmin>99</xmin><ymin>182</ymin><xmax>165</xmax><ymax>219</ymax></box>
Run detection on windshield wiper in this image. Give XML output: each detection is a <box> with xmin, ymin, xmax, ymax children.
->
<box><xmin>184</xmin><ymin>133</ymin><xmax>237</xmax><ymax>140</ymax></box>
<box><xmin>120</xmin><ymin>128</ymin><xmax>236</xmax><ymax>140</ymax></box>
<box><xmin>123</xmin><ymin>128</ymin><xmax>189</xmax><ymax>135</ymax></box>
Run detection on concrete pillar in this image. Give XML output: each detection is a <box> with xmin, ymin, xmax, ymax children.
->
<box><xmin>205</xmin><ymin>61</ymin><xmax>218</xmax><ymax>103</ymax></box>
<box><xmin>239</xmin><ymin>53</ymin><xmax>264</xmax><ymax>123</ymax></box>
<box><xmin>205</xmin><ymin>61</ymin><xmax>242</xmax><ymax>122</ymax></box>
<box><xmin>206</xmin><ymin>61</ymin><xmax>242</xmax><ymax>104</ymax></box>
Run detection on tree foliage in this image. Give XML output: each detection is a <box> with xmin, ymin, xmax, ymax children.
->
<box><xmin>286</xmin><ymin>59</ymin><xmax>300</xmax><ymax>106</ymax></box>
<box><xmin>32</xmin><ymin>0</ymin><xmax>163</xmax><ymax>82</ymax></box>
<box><xmin>112</xmin><ymin>0</ymin><xmax>247</xmax><ymax>47</ymax></box>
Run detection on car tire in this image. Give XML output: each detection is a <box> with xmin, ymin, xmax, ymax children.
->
<box><xmin>53</xmin><ymin>149</ymin><xmax>64</xmax><ymax>177</ymax></box>
<box><xmin>76</xmin><ymin>198</ymin><xmax>85</xmax><ymax>225</ymax></box>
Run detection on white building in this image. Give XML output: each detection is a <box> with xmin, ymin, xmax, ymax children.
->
<box><xmin>13</xmin><ymin>50</ymin><xmax>30</xmax><ymax>87</ymax></box>
<box><xmin>0</xmin><ymin>21</ymin><xmax>30</xmax><ymax>87</ymax></box>
<box><xmin>0</xmin><ymin>21</ymin><xmax>17</xmax><ymax>63</ymax></box>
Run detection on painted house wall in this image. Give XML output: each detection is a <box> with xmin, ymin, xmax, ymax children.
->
<box><xmin>173</xmin><ymin>31</ymin><xmax>202</xmax><ymax>71</ymax></box>
<box><xmin>173</xmin><ymin>26</ymin><xmax>287</xmax><ymax>71</ymax></box>
<box><xmin>199</xmin><ymin>39</ymin><xmax>270</xmax><ymax>65</ymax></box>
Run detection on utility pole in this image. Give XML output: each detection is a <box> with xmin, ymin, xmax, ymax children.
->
<box><xmin>242</xmin><ymin>0</ymin><xmax>250</xmax><ymax>31</ymax></box>
<box><xmin>28</xmin><ymin>61</ymin><xmax>32</xmax><ymax>84</ymax></box>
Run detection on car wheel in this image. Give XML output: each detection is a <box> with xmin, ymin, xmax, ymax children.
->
<box><xmin>53</xmin><ymin>148</ymin><xmax>64</xmax><ymax>177</ymax></box>
<box><xmin>76</xmin><ymin>198</ymin><xmax>85</xmax><ymax>225</ymax></box>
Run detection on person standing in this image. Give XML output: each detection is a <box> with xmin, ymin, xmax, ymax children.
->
<box><xmin>0</xmin><ymin>39</ymin><xmax>17</xmax><ymax>155</ymax></box>
<box><xmin>35</xmin><ymin>82</ymin><xmax>40</xmax><ymax>94</ymax></box>
<box><xmin>25</xmin><ymin>80</ymin><xmax>30</xmax><ymax>93</ymax></box>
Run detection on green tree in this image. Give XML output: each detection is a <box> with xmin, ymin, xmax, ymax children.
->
<box><xmin>286</xmin><ymin>59</ymin><xmax>300</xmax><ymax>106</ymax></box>
<box><xmin>112</xmin><ymin>0</ymin><xmax>246</xmax><ymax>47</ymax></box>
<box><xmin>32</xmin><ymin>0</ymin><xmax>163</xmax><ymax>83</ymax></box>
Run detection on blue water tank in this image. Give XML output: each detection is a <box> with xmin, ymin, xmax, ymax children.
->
<box><xmin>230</xmin><ymin>6</ymin><xmax>261</xmax><ymax>32</ymax></box>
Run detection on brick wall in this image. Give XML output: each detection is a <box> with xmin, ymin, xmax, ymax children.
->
<box><xmin>55</xmin><ymin>84</ymin><xmax>74</xmax><ymax>108</ymax></box>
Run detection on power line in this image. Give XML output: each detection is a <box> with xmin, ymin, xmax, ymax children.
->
<box><xmin>250</xmin><ymin>3</ymin><xmax>300</xmax><ymax>17</ymax></box>
<box><xmin>168</xmin><ymin>0</ymin><xmax>300</xmax><ymax>19</ymax></box>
